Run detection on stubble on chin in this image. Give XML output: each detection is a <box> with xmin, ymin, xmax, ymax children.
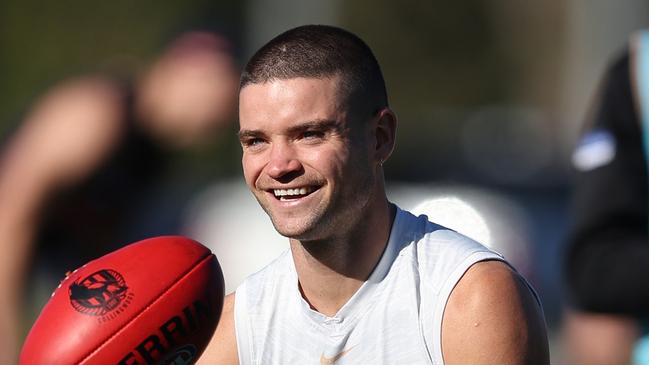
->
<box><xmin>269</xmin><ymin>207</ymin><xmax>323</xmax><ymax>240</ymax></box>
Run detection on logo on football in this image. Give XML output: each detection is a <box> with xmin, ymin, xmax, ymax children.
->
<box><xmin>69</xmin><ymin>269</ymin><xmax>129</xmax><ymax>316</ymax></box>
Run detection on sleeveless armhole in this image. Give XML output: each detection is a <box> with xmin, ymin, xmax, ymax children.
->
<box><xmin>234</xmin><ymin>282</ymin><xmax>253</xmax><ymax>365</ymax></box>
<box><xmin>429</xmin><ymin>251</ymin><xmax>505</xmax><ymax>364</ymax></box>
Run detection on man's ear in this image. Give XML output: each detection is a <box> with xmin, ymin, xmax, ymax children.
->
<box><xmin>373</xmin><ymin>107</ymin><xmax>397</xmax><ymax>165</ymax></box>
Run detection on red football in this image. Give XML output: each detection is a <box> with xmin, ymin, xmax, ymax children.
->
<box><xmin>20</xmin><ymin>236</ymin><xmax>224</xmax><ymax>365</ymax></box>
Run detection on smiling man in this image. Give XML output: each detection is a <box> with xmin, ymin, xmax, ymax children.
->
<box><xmin>197</xmin><ymin>25</ymin><xmax>549</xmax><ymax>364</ymax></box>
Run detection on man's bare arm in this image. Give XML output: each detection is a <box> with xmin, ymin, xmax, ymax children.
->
<box><xmin>197</xmin><ymin>293</ymin><xmax>239</xmax><ymax>364</ymax></box>
<box><xmin>442</xmin><ymin>260</ymin><xmax>549</xmax><ymax>364</ymax></box>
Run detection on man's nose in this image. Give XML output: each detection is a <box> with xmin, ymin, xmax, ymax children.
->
<box><xmin>266</xmin><ymin>143</ymin><xmax>302</xmax><ymax>179</ymax></box>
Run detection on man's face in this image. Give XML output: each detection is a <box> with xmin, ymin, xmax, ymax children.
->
<box><xmin>238</xmin><ymin>76</ymin><xmax>377</xmax><ymax>240</ymax></box>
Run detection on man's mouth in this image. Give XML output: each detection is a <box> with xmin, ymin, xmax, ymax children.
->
<box><xmin>272</xmin><ymin>186</ymin><xmax>315</xmax><ymax>201</ymax></box>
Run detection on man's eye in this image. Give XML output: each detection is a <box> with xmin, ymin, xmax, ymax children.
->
<box><xmin>243</xmin><ymin>138</ymin><xmax>266</xmax><ymax>149</ymax></box>
<box><xmin>303</xmin><ymin>130</ymin><xmax>325</xmax><ymax>140</ymax></box>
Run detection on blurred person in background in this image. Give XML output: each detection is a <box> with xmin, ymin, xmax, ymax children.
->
<box><xmin>565</xmin><ymin>29</ymin><xmax>649</xmax><ymax>365</ymax></box>
<box><xmin>0</xmin><ymin>30</ymin><xmax>240</xmax><ymax>363</ymax></box>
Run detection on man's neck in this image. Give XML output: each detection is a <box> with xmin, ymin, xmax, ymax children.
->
<box><xmin>290</xmin><ymin>202</ymin><xmax>396</xmax><ymax>317</ymax></box>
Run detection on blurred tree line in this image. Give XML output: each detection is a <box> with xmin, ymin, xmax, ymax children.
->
<box><xmin>341</xmin><ymin>1</ymin><xmax>566</xmax><ymax>185</ymax></box>
<box><xmin>0</xmin><ymin>0</ymin><xmax>243</xmax><ymax>137</ymax></box>
<box><xmin>0</xmin><ymin>0</ymin><xmax>566</xmax><ymax>185</ymax></box>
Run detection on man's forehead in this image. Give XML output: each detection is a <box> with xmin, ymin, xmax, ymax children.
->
<box><xmin>240</xmin><ymin>76</ymin><xmax>346</xmax><ymax>115</ymax></box>
<box><xmin>239</xmin><ymin>75</ymin><xmax>345</xmax><ymax>99</ymax></box>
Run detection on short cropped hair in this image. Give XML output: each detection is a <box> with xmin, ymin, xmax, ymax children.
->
<box><xmin>240</xmin><ymin>25</ymin><xmax>388</xmax><ymax>112</ymax></box>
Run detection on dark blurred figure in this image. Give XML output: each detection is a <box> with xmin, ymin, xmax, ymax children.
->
<box><xmin>0</xmin><ymin>31</ymin><xmax>240</xmax><ymax>363</ymax></box>
<box><xmin>564</xmin><ymin>30</ymin><xmax>649</xmax><ymax>365</ymax></box>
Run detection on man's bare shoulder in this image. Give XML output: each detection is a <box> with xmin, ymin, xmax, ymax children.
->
<box><xmin>196</xmin><ymin>293</ymin><xmax>238</xmax><ymax>365</ymax></box>
<box><xmin>442</xmin><ymin>260</ymin><xmax>549</xmax><ymax>365</ymax></box>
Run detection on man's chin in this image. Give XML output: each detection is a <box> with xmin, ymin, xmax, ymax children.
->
<box><xmin>270</xmin><ymin>219</ymin><xmax>317</xmax><ymax>240</ymax></box>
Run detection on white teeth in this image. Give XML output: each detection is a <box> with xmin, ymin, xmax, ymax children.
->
<box><xmin>273</xmin><ymin>187</ymin><xmax>313</xmax><ymax>197</ymax></box>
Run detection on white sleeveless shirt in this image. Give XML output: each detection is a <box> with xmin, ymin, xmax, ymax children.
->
<box><xmin>234</xmin><ymin>206</ymin><xmax>506</xmax><ymax>364</ymax></box>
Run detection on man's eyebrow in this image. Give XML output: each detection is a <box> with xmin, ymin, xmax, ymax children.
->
<box><xmin>238</xmin><ymin>119</ymin><xmax>341</xmax><ymax>140</ymax></box>
<box><xmin>286</xmin><ymin>119</ymin><xmax>340</xmax><ymax>134</ymax></box>
<box><xmin>237</xmin><ymin>129</ymin><xmax>264</xmax><ymax>141</ymax></box>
